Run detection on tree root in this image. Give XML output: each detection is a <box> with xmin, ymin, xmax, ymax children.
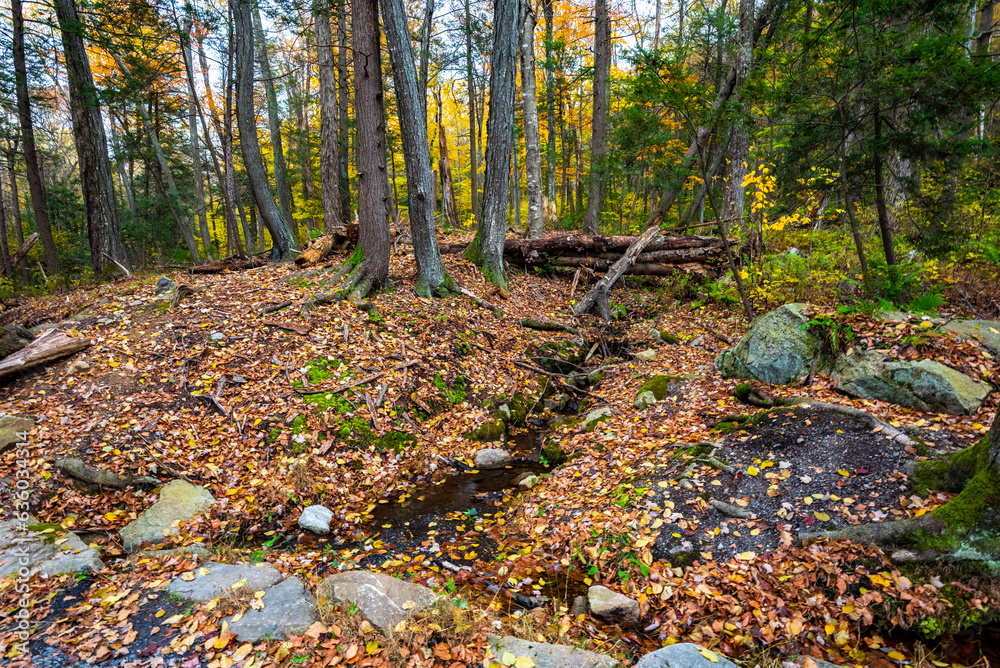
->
<box><xmin>784</xmin><ymin>398</ymin><xmax>918</xmax><ymax>448</ymax></box>
<box><xmin>710</xmin><ymin>499</ymin><xmax>749</xmax><ymax>518</ymax></box>
<box><xmin>798</xmin><ymin>516</ymin><xmax>938</xmax><ymax>549</ymax></box>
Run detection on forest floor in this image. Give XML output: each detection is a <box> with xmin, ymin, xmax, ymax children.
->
<box><xmin>0</xmin><ymin>236</ymin><xmax>998</xmax><ymax>668</ymax></box>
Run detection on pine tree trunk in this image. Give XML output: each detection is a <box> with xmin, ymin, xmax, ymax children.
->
<box><xmin>53</xmin><ymin>0</ymin><xmax>130</xmax><ymax>275</ymax></box>
<box><xmin>298</xmin><ymin>64</ymin><xmax>316</xmax><ymax>232</ymax></box>
<box><xmin>543</xmin><ymin>0</ymin><xmax>556</xmax><ymax>201</ymax></box>
<box><xmin>381</xmin><ymin>0</ymin><xmax>454</xmax><ymax>296</ymax></box>
<box><xmin>464</xmin><ymin>0</ymin><xmax>480</xmax><ymax>221</ymax></box>
<box><xmin>520</xmin><ymin>0</ymin><xmax>544</xmax><ymax>238</ymax></box>
<box><xmin>338</xmin><ymin>2</ymin><xmax>352</xmax><ymax>219</ymax></box>
<box><xmin>12</xmin><ymin>0</ymin><xmax>60</xmax><ymax>275</ymax></box>
<box><xmin>233</xmin><ymin>0</ymin><xmax>294</xmax><ymax>259</ymax></box>
<box><xmin>315</xmin><ymin>2</ymin><xmax>344</xmax><ymax>234</ymax></box>
<box><xmin>466</xmin><ymin>0</ymin><xmax>520</xmax><ymax>289</ymax></box>
<box><xmin>252</xmin><ymin>4</ymin><xmax>299</xmax><ymax>248</ymax></box>
<box><xmin>582</xmin><ymin>0</ymin><xmax>610</xmax><ymax>234</ymax></box>
<box><xmin>0</xmin><ymin>169</ymin><xmax>13</xmax><ymax>276</ymax></box>
<box><xmin>347</xmin><ymin>0</ymin><xmax>391</xmax><ymax>296</ymax></box>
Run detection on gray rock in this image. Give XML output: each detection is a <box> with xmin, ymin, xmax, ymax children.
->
<box><xmin>635</xmin><ymin>643</ymin><xmax>739</xmax><ymax>668</ymax></box>
<box><xmin>488</xmin><ymin>636</ymin><xmax>619</xmax><ymax>668</ymax></box>
<box><xmin>317</xmin><ymin>570</ymin><xmax>446</xmax><ymax>634</ymax></box>
<box><xmin>0</xmin><ymin>517</ymin><xmax>103</xmax><ymax>578</ymax></box>
<box><xmin>634</xmin><ymin>391</ymin><xmax>658</xmax><ymax>410</ymax></box>
<box><xmin>141</xmin><ymin>545</ymin><xmax>211</xmax><ymax>559</ymax></box>
<box><xmin>227</xmin><ymin>576</ymin><xmax>318</xmax><ymax>642</ymax></box>
<box><xmin>298</xmin><ymin>505</ymin><xmax>333</xmax><ymax>535</ymax></box>
<box><xmin>587</xmin><ymin>585</ymin><xmax>640</xmax><ymax>626</ymax></box>
<box><xmin>834</xmin><ymin>351</ymin><xmax>992</xmax><ymax>415</ymax></box>
<box><xmin>942</xmin><ymin>319</ymin><xmax>1000</xmax><ymax>355</ymax></box>
<box><xmin>580</xmin><ymin>407</ymin><xmax>612</xmax><ymax>432</ymax></box>
<box><xmin>0</xmin><ymin>414</ymin><xmax>33</xmax><ymax>453</ymax></box>
<box><xmin>68</xmin><ymin>360</ymin><xmax>90</xmax><ymax>374</ymax></box>
<box><xmin>155</xmin><ymin>277</ymin><xmax>176</xmax><ymax>294</ymax></box>
<box><xmin>518</xmin><ymin>475</ymin><xmax>538</xmax><ymax>490</ymax></box>
<box><xmin>634</xmin><ymin>349</ymin><xmax>657</xmax><ymax>363</ymax></box>
<box><xmin>210</xmin><ymin>332</ymin><xmax>225</xmax><ymax>342</ymax></box>
<box><xmin>474</xmin><ymin>448</ymin><xmax>514</xmax><ymax>469</ymax></box>
<box><xmin>120</xmin><ymin>480</ymin><xmax>216</xmax><ymax>552</ymax></box>
<box><xmin>570</xmin><ymin>595</ymin><xmax>588</xmax><ymax>617</ymax></box>
<box><xmin>715</xmin><ymin>303</ymin><xmax>819</xmax><ymax>385</ymax></box>
<box><xmin>877</xmin><ymin>310</ymin><xmax>913</xmax><ymax>323</ymax></box>
<box><xmin>166</xmin><ymin>562</ymin><xmax>283</xmax><ymax>601</ymax></box>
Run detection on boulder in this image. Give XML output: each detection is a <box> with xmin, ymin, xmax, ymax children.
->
<box><xmin>488</xmin><ymin>636</ymin><xmax>619</xmax><ymax>668</ymax></box>
<box><xmin>475</xmin><ymin>448</ymin><xmax>514</xmax><ymax>469</ymax></box>
<box><xmin>120</xmin><ymin>480</ymin><xmax>216</xmax><ymax>552</ymax></box>
<box><xmin>298</xmin><ymin>505</ymin><xmax>333</xmax><ymax>535</ymax></box>
<box><xmin>587</xmin><ymin>585</ymin><xmax>640</xmax><ymax>626</ymax></box>
<box><xmin>942</xmin><ymin>319</ymin><xmax>1000</xmax><ymax>355</ymax></box>
<box><xmin>634</xmin><ymin>349</ymin><xmax>657</xmax><ymax>363</ymax></box>
<box><xmin>635</xmin><ymin>643</ymin><xmax>739</xmax><ymax>668</ymax></box>
<box><xmin>715</xmin><ymin>303</ymin><xmax>819</xmax><ymax>385</ymax></box>
<box><xmin>317</xmin><ymin>570</ymin><xmax>446</xmax><ymax>634</ymax></box>
<box><xmin>834</xmin><ymin>351</ymin><xmax>992</xmax><ymax>415</ymax></box>
<box><xmin>227</xmin><ymin>576</ymin><xmax>318</xmax><ymax>642</ymax></box>
<box><xmin>580</xmin><ymin>407</ymin><xmax>612</xmax><ymax>432</ymax></box>
<box><xmin>634</xmin><ymin>375</ymin><xmax>678</xmax><ymax>409</ymax></box>
<box><xmin>155</xmin><ymin>276</ymin><xmax>176</xmax><ymax>294</ymax></box>
<box><xmin>0</xmin><ymin>414</ymin><xmax>33</xmax><ymax>453</ymax></box>
<box><xmin>634</xmin><ymin>391</ymin><xmax>657</xmax><ymax>410</ymax></box>
<box><xmin>166</xmin><ymin>562</ymin><xmax>283</xmax><ymax>601</ymax></box>
<box><xmin>0</xmin><ymin>517</ymin><xmax>103</xmax><ymax>578</ymax></box>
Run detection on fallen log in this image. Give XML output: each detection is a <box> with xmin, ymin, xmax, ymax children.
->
<box><xmin>439</xmin><ymin>233</ymin><xmax>721</xmax><ymax>257</ymax></box>
<box><xmin>191</xmin><ymin>256</ymin><xmax>266</xmax><ymax>274</ymax></box>
<box><xmin>295</xmin><ymin>234</ymin><xmax>336</xmax><ymax>266</ymax></box>
<box><xmin>537</xmin><ymin>258</ymin><xmax>718</xmax><ymax>277</ymax></box>
<box><xmin>4</xmin><ymin>233</ymin><xmax>38</xmax><ymax>275</ymax></box>
<box><xmin>0</xmin><ymin>329</ymin><xmax>90</xmax><ymax>381</ymax></box>
<box><xmin>56</xmin><ymin>458</ymin><xmax>159</xmax><ymax>488</ymax></box>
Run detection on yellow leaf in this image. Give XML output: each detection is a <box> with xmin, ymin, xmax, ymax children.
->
<box><xmin>838</xmin><ymin>469</ymin><xmax>850</xmax><ymax>477</ymax></box>
<box><xmin>814</xmin><ymin>511</ymin><xmax>831</xmax><ymax>521</ymax></box>
<box><xmin>366</xmin><ymin>640</ymin><xmax>379</xmax><ymax>654</ymax></box>
<box><xmin>231</xmin><ymin>643</ymin><xmax>253</xmax><ymax>662</ymax></box>
<box><xmin>697</xmin><ymin>647</ymin><xmax>720</xmax><ymax>663</ymax></box>
<box><xmin>515</xmin><ymin>657</ymin><xmax>536</xmax><ymax>668</ymax></box>
<box><xmin>155</xmin><ymin>609</ymin><xmax>165</xmax><ymax>618</ymax></box>
<box><xmin>214</xmin><ymin>621</ymin><xmax>231</xmax><ymax>649</ymax></box>
<box><xmin>747</xmin><ymin>466</ymin><xmax>759</xmax><ymax>476</ymax></box>
<box><xmin>164</xmin><ymin>614</ymin><xmax>184</xmax><ymax>625</ymax></box>
<box><xmin>736</xmin><ymin>551</ymin><xmax>755</xmax><ymax>561</ymax></box>
<box><xmin>887</xmin><ymin>650</ymin><xmax>906</xmax><ymax>661</ymax></box>
<box><xmin>502</xmin><ymin>651</ymin><xmax>518</xmax><ymax>666</ymax></box>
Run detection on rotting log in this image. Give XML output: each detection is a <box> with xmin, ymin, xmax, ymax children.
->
<box><xmin>295</xmin><ymin>234</ymin><xmax>336</xmax><ymax>266</ymax></box>
<box><xmin>439</xmin><ymin>232</ymin><xmax>722</xmax><ymax>257</ymax></box>
<box><xmin>0</xmin><ymin>329</ymin><xmax>90</xmax><ymax>381</ymax></box>
<box><xmin>56</xmin><ymin>457</ymin><xmax>159</xmax><ymax>488</ymax></box>
<box><xmin>190</xmin><ymin>255</ymin><xmax>266</xmax><ymax>274</ymax></box>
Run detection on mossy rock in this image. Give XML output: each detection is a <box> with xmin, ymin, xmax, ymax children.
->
<box><xmin>659</xmin><ymin>331</ymin><xmax>680</xmax><ymax>345</ymax></box>
<box><xmin>634</xmin><ymin>375</ymin><xmax>680</xmax><ymax>408</ymax></box>
<box><xmin>541</xmin><ymin>440</ymin><xmax>566</xmax><ymax>465</ymax></box>
<box><xmin>467</xmin><ymin>420</ymin><xmax>505</xmax><ymax>442</ymax></box>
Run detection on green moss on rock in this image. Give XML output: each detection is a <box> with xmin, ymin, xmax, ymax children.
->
<box><xmin>467</xmin><ymin>420</ymin><xmax>505</xmax><ymax>442</ymax></box>
<box><xmin>659</xmin><ymin>331</ymin><xmax>680</xmax><ymax>345</ymax></box>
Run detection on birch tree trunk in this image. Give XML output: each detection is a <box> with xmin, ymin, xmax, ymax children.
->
<box><xmin>582</xmin><ymin>0</ymin><xmax>611</xmax><ymax>234</ymax></box>
<box><xmin>520</xmin><ymin>0</ymin><xmax>544</xmax><ymax>238</ymax></box>
<box><xmin>720</xmin><ymin>0</ymin><xmax>753</xmax><ymax>232</ymax></box>
<box><xmin>53</xmin><ymin>0</ymin><xmax>130</xmax><ymax>275</ymax></box>
<box><xmin>464</xmin><ymin>0</ymin><xmax>480</xmax><ymax>221</ymax></box>
<box><xmin>465</xmin><ymin>0</ymin><xmax>519</xmax><ymax>289</ymax></box>
<box><xmin>12</xmin><ymin>0</ymin><xmax>60</xmax><ymax>275</ymax></box>
<box><xmin>252</xmin><ymin>4</ymin><xmax>300</xmax><ymax>247</ymax></box>
<box><xmin>232</xmin><ymin>0</ymin><xmax>294</xmax><ymax>259</ymax></box>
<box><xmin>381</xmin><ymin>0</ymin><xmax>455</xmax><ymax>296</ymax></box>
<box><xmin>315</xmin><ymin>2</ymin><xmax>344</xmax><ymax>234</ymax></box>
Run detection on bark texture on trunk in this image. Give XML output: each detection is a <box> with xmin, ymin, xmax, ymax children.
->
<box><xmin>520</xmin><ymin>0</ymin><xmax>544</xmax><ymax>238</ymax></box>
<box><xmin>182</xmin><ymin>19</ymin><xmax>211</xmax><ymax>253</ymax></box>
<box><xmin>720</xmin><ymin>0</ymin><xmax>753</xmax><ymax>232</ymax></box>
<box><xmin>252</xmin><ymin>4</ymin><xmax>299</xmax><ymax>247</ymax></box>
<box><xmin>315</xmin><ymin>3</ymin><xmax>344</xmax><ymax>234</ymax></box>
<box><xmin>338</xmin><ymin>2</ymin><xmax>352</xmax><ymax>219</ymax></box>
<box><xmin>464</xmin><ymin>0</ymin><xmax>480</xmax><ymax>221</ymax></box>
<box><xmin>233</xmin><ymin>0</ymin><xmax>294</xmax><ymax>258</ymax></box>
<box><xmin>0</xmin><ymin>169</ymin><xmax>12</xmax><ymax>276</ymax></box>
<box><xmin>466</xmin><ymin>0</ymin><xmax>520</xmax><ymax>289</ymax></box>
<box><xmin>582</xmin><ymin>0</ymin><xmax>610</xmax><ymax>234</ymax></box>
<box><xmin>380</xmin><ymin>0</ymin><xmax>454</xmax><ymax>296</ymax></box>
<box><xmin>54</xmin><ymin>0</ymin><xmax>130</xmax><ymax>275</ymax></box>
<box><xmin>13</xmin><ymin>0</ymin><xmax>60</xmax><ymax>275</ymax></box>
<box><xmin>418</xmin><ymin>0</ymin><xmax>434</xmax><ymax>119</ymax></box>
<box><xmin>543</xmin><ymin>0</ymin><xmax>556</xmax><ymax>201</ymax></box>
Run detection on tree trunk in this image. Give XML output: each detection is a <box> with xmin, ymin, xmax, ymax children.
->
<box><xmin>0</xmin><ymin>169</ymin><xmax>13</xmax><ymax>276</ymax></box>
<box><xmin>12</xmin><ymin>0</ymin><xmax>60</xmax><ymax>275</ymax></box>
<box><xmin>720</xmin><ymin>0</ymin><xmax>753</xmax><ymax>233</ymax></box>
<box><xmin>315</xmin><ymin>2</ymin><xmax>345</xmax><ymax>235</ymax></box>
<box><xmin>466</xmin><ymin>0</ymin><xmax>520</xmax><ymax>289</ymax></box>
<box><xmin>582</xmin><ymin>0</ymin><xmax>610</xmax><ymax>234</ymax></box>
<box><xmin>381</xmin><ymin>0</ymin><xmax>454</xmax><ymax>297</ymax></box>
<box><xmin>182</xmin><ymin>19</ymin><xmax>211</xmax><ymax>254</ymax></box>
<box><xmin>653</xmin><ymin>0</ymin><xmax>661</xmax><ymax>50</ymax></box>
<box><xmin>520</xmin><ymin>0</ymin><xmax>544</xmax><ymax>238</ymax></box>
<box><xmin>296</xmin><ymin>64</ymin><xmax>316</xmax><ymax>232</ymax></box>
<box><xmin>252</xmin><ymin>4</ymin><xmax>299</xmax><ymax>248</ymax></box>
<box><xmin>435</xmin><ymin>88</ymin><xmax>459</xmax><ymax>227</ymax></box>
<box><xmin>873</xmin><ymin>105</ymin><xmax>897</xmax><ymax>268</ymax></box>
<box><xmin>341</xmin><ymin>0</ymin><xmax>390</xmax><ymax>298</ymax></box>
<box><xmin>338</xmin><ymin>2</ymin><xmax>352</xmax><ymax>219</ymax></box>
<box><xmin>6</xmin><ymin>157</ymin><xmax>31</xmax><ymax>284</ymax></box>
<box><xmin>222</xmin><ymin>29</ymin><xmax>249</xmax><ymax>257</ymax></box>
<box><xmin>418</xmin><ymin>0</ymin><xmax>434</xmax><ymax>119</ymax></box>
<box><xmin>233</xmin><ymin>0</ymin><xmax>294</xmax><ymax>259</ymax></box>
<box><xmin>53</xmin><ymin>0</ymin><xmax>130</xmax><ymax>276</ymax></box>
<box><xmin>464</xmin><ymin>0</ymin><xmax>480</xmax><ymax>221</ymax></box>
<box><xmin>543</xmin><ymin>0</ymin><xmax>556</xmax><ymax>201</ymax></box>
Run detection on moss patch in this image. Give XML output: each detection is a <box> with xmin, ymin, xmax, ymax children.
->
<box><xmin>659</xmin><ymin>331</ymin><xmax>680</xmax><ymax>345</ymax></box>
<box><xmin>467</xmin><ymin>420</ymin><xmax>505</xmax><ymax>442</ymax></box>
<box><xmin>636</xmin><ymin>374</ymin><xmax>681</xmax><ymax>402</ymax></box>
<box><xmin>434</xmin><ymin>372</ymin><xmax>468</xmax><ymax>405</ymax></box>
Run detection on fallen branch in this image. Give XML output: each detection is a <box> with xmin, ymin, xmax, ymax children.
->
<box><xmin>515</xmin><ymin>318</ymin><xmax>580</xmax><ymax>335</ymax></box>
<box><xmin>56</xmin><ymin>458</ymin><xmax>159</xmax><ymax>488</ymax></box>
<box><xmin>296</xmin><ymin>359</ymin><xmax>420</xmax><ymax>395</ymax></box>
<box><xmin>4</xmin><ymin>233</ymin><xmax>38</xmax><ymax>275</ymax></box>
<box><xmin>0</xmin><ymin>329</ymin><xmax>90</xmax><ymax>381</ymax></box>
<box><xmin>260</xmin><ymin>301</ymin><xmax>293</xmax><ymax>315</ymax></box>
<box><xmin>710</xmin><ymin>498</ymin><xmax>749</xmax><ymax>518</ymax></box>
<box><xmin>263</xmin><ymin>320</ymin><xmax>311</xmax><ymax>335</ymax></box>
<box><xmin>191</xmin><ymin>256</ymin><xmax>266</xmax><ymax>274</ymax></box>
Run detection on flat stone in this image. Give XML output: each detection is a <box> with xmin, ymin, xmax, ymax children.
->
<box><xmin>587</xmin><ymin>585</ymin><xmax>640</xmax><ymax>626</ymax></box>
<box><xmin>298</xmin><ymin>505</ymin><xmax>333</xmax><ymax>535</ymax></box>
<box><xmin>317</xmin><ymin>570</ymin><xmax>446</xmax><ymax>634</ymax></box>
<box><xmin>635</xmin><ymin>643</ymin><xmax>739</xmax><ymax>668</ymax></box>
<box><xmin>0</xmin><ymin>414</ymin><xmax>33</xmax><ymax>453</ymax></box>
<box><xmin>166</xmin><ymin>562</ymin><xmax>283</xmax><ymax>601</ymax></box>
<box><xmin>634</xmin><ymin>349</ymin><xmax>657</xmax><ymax>362</ymax></box>
<box><xmin>228</xmin><ymin>576</ymin><xmax>318</xmax><ymax>642</ymax></box>
<box><xmin>488</xmin><ymin>636</ymin><xmax>619</xmax><ymax>668</ymax></box>
<box><xmin>0</xmin><ymin>517</ymin><xmax>103</xmax><ymax>578</ymax></box>
<box><xmin>474</xmin><ymin>448</ymin><xmax>514</xmax><ymax>469</ymax></box>
<box><xmin>942</xmin><ymin>319</ymin><xmax>1000</xmax><ymax>355</ymax></box>
<box><xmin>580</xmin><ymin>407</ymin><xmax>612</xmax><ymax>432</ymax></box>
<box><xmin>120</xmin><ymin>480</ymin><xmax>216</xmax><ymax>552</ymax></box>
<box><xmin>140</xmin><ymin>545</ymin><xmax>212</xmax><ymax>559</ymax></box>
